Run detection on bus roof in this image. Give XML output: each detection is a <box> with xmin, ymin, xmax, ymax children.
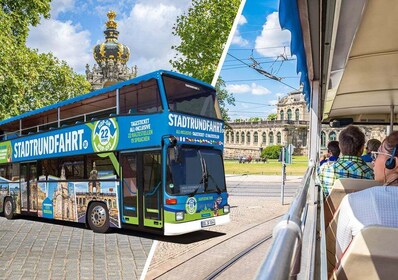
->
<box><xmin>282</xmin><ymin>0</ymin><xmax>398</xmax><ymax>124</ymax></box>
<box><xmin>0</xmin><ymin>70</ymin><xmax>214</xmax><ymax>127</ymax></box>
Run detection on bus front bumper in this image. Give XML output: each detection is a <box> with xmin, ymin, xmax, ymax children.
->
<box><xmin>164</xmin><ymin>214</ymin><xmax>230</xmax><ymax>236</ymax></box>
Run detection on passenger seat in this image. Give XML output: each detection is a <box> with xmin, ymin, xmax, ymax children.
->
<box><xmin>333</xmin><ymin>226</ymin><xmax>398</xmax><ymax>280</ymax></box>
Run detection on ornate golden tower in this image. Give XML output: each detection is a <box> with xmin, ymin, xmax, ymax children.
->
<box><xmin>86</xmin><ymin>11</ymin><xmax>137</xmax><ymax>90</ymax></box>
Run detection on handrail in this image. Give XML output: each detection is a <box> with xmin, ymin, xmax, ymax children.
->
<box><xmin>256</xmin><ymin>165</ymin><xmax>314</xmax><ymax>280</ymax></box>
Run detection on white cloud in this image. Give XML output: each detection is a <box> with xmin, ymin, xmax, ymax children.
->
<box><xmin>268</xmin><ymin>99</ymin><xmax>278</xmax><ymax>105</ymax></box>
<box><xmin>117</xmin><ymin>0</ymin><xmax>191</xmax><ymax>75</ymax></box>
<box><xmin>238</xmin><ymin>15</ymin><xmax>247</xmax><ymax>25</ymax></box>
<box><xmin>232</xmin><ymin>15</ymin><xmax>248</xmax><ymax>47</ymax></box>
<box><xmin>27</xmin><ymin>0</ymin><xmax>191</xmax><ymax>75</ymax></box>
<box><xmin>232</xmin><ymin>29</ymin><xmax>249</xmax><ymax>47</ymax></box>
<box><xmin>27</xmin><ymin>19</ymin><xmax>92</xmax><ymax>73</ymax></box>
<box><xmin>254</xmin><ymin>12</ymin><xmax>291</xmax><ymax>58</ymax></box>
<box><xmin>51</xmin><ymin>0</ymin><xmax>76</xmax><ymax>17</ymax></box>
<box><xmin>226</xmin><ymin>84</ymin><xmax>251</xmax><ymax>94</ymax></box>
<box><xmin>226</xmin><ymin>83</ymin><xmax>271</xmax><ymax>95</ymax></box>
<box><xmin>252</xmin><ymin>83</ymin><xmax>271</xmax><ymax>95</ymax></box>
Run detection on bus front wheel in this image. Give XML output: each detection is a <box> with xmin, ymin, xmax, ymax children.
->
<box><xmin>4</xmin><ymin>197</ymin><xmax>14</xmax><ymax>220</ymax></box>
<box><xmin>87</xmin><ymin>202</ymin><xmax>110</xmax><ymax>233</ymax></box>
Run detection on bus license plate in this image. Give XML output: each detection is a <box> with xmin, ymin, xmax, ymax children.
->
<box><xmin>201</xmin><ymin>219</ymin><xmax>215</xmax><ymax>227</ymax></box>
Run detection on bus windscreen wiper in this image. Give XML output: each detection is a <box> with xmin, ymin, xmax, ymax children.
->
<box><xmin>199</xmin><ymin>152</ymin><xmax>208</xmax><ymax>192</ymax></box>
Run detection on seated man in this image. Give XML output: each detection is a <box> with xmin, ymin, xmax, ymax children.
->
<box><xmin>319</xmin><ymin>125</ymin><xmax>374</xmax><ymax>195</ymax></box>
<box><xmin>361</xmin><ymin>138</ymin><xmax>381</xmax><ymax>162</ymax></box>
<box><xmin>336</xmin><ymin>131</ymin><xmax>398</xmax><ymax>258</ymax></box>
<box><xmin>320</xmin><ymin>140</ymin><xmax>340</xmax><ymax>166</ymax></box>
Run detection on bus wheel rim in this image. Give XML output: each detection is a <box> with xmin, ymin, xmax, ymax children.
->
<box><xmin>91</xmin><ymin>205</ymin><xmax>106</xmax><ymax>227</ymax></box>
<box><xmin>5</xmin><ymin>200</ymin><xmax>12</xmax><ymax>216</ymax></box>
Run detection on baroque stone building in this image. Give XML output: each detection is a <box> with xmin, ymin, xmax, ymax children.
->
<box><xmin>224</xmin><ymin>90</ymin><xmax>387</xmax><ymax>159</ymax></box>
<box><xmin>53</xmin><ymin>166</ymin><xmax>76</xmax><ymax>221</ymax></box>
<box><xmin>86</xmin><ymin>11</ymin><xmax>137</xmax><ymax>90</ymax></box>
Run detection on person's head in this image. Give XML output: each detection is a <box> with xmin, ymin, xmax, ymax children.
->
<box><xmin>338</xmin><ymin>125</ymin><xmax>365</xmax><ymax>156</ymax></box>
<box><xmin>366</xmin><ymin>139</ymin><xmax>381</xmax><ymax>154</ymax></box>
<box><xmin>327</xmin><ymin>141</ymin><xmax>340</xmax><ymax>158</ymax></box>
<box><xmin>373</xmin><ymin>131</ymin><xmax>398</xmax><ymax>184</ymax></box>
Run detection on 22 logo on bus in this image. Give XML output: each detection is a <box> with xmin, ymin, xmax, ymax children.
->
<box><xmin>92</xmin><ymin>119</ymin><xmax>119</xmax><ymax>152</ymax></box>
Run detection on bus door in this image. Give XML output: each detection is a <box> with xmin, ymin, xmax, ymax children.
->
<box><xmin>142</xmin><ymin>151</ymin><xmax>162</xmax><ymax>229</ymax></box>
<box><xmin>20</xmin><ymin>162</ymin><xmax>38</xmax><ymax>214</ymax></box>
<box><xmin>121</xmin><ymin>151</ymin><xmax>162</xmax><ymax>229</ymax></box>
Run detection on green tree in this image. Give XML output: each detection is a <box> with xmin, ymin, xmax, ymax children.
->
<box><xmin>261</xmin><ymin>145</ymin><xmax>283</xmax><ymax>159</ymax></box>
<box><xmin>170</xmin><ymin>0</ymin><xmax>240</xmax><ymax>120</ymax></box>
<box><xmin>248</xmin><ymin>117</ymin><xmax>261</xmax><ymax>122</ymax></box>
<box><xmin>215</xmin><ymin>78</ymin><xmax>235</xmax><ymax>121</ymax></box>
<box><xmin>0</xmin><ymin>7</ymin><xmax>91</xmax><ymax>120</ymax></box>
<box><xmin>0</xmin><ymin>0</ymin><xmax>50</xmax><ymax>44</ymax></box>
<box><xmin>267</xmin><ymin>113</ymin><xmax>277</xmax><ymax>121</ymax></box>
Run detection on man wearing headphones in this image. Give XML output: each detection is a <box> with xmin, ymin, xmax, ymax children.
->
<box><xmin>319</xmin><ymin>125</ymin><xmax>374</xmax><ymax>195</ymax></box>
<box><xmin>336</xmin><ymin>131</ymin><xmax>398</xmax><ymax>258</ymax></box>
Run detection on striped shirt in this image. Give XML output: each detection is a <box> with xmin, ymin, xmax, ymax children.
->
<box><xmin>318</xmin><ymin>155</ymin><xmax>374</xmax><ymax>195</ymax></box>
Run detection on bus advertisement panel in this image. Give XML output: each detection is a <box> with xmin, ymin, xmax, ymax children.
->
<box><xmin>6</xmin><ymin>113</ymin><xmax>223</xmax><ymax>163</ymax></box>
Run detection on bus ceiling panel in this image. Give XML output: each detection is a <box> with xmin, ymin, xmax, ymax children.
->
<box><xmin>338</xmin><ymin>54</ymin><xmax>398</xmax><ymax>95</ymax></box>
<box><xmin>324</xmin><ymin>52</ymin><xmax>398</xmax><ymax>117</ymax></box>
<box><xmin>348</xmin><ymin>0</ymin><xmax>398</xmax><ymax>58</ymax></box>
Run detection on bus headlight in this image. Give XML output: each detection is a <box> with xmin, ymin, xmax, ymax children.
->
<box><xmin>223</xmin><ymin>205</ymin><xmax>230</xmax><ymax>214</ymax></box>
<box><xmin>176</xmin><ymin>211</ymin><xmax>185</xmax><ymax>221</ymax></box>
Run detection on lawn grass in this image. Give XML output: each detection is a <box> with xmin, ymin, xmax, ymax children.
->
<box><xmin>224</xmin><ymin>156</ymin><xmax>309</xmax><ymax>175</ymax></box>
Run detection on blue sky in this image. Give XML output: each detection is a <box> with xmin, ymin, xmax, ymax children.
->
<box><xmin>27</xmin><ymin>0</ymin><xmax>192</xmax><ymax>74</ymax></box>
<box><xmin>26</xmin><ymin>0</ymin><xmax>301</xmax><ymax>121</ymax></box>
<box><xmin>219</xmin><ymin>0</ymin><xmax>301</xmax><ymax>120</ymax></box>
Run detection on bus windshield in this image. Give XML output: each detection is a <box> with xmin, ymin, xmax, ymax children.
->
<box><xmin>163</xmin><ymin>75</ymin><xmax>217</xmax><ymax>119</ymax></box>
<box><xmin>167</xmin><ymin>147</ymin><xmax>226</xmax><ymax>196</ymax></box>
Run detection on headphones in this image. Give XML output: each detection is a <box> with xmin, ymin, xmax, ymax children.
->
<box><xmin>385</xmin><ymin>144</ymin><xmax>398</xmax><ymax>169</ymax></box>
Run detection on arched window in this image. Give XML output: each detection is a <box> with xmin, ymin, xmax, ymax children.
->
<box><xmin>231</xmin><ymin>132</ymin><xmax>234</xmax><ymax>143</ymax></box>
<box><xmin>226</xmin><ymin>132</ymin><xmax>229</xmax><ymax>143</ymax></box>
<box><xmin>280</xmin><ymin>110</ymin><xmax>284</xmax><ymax>121</ymax></box>
<box><xmin>321</xmin><ymin>131</ymin><xmax>326</xmax><ymax>147</ymax></box>
<box><xmin>295</xmin><ymin>108</ymin><xmax>300</xmax><ymax>121</ymax></box>
<box><xmin>247</xmin><ymin>132</ymin><xmax>251</xmax><ymax>144</ymax></box>
<box><xmin>262</xmin><ymin>132</ymin><xmax>267</xmax><ymax>144</ymax></box>
<box><xmin>287</xmin><ymin>109</ymin><xmax>292</xmax><ymax>121</ymax></box>
<box><xmin>269</xmin><ymin>132</ymin><xmax>274</xmax><ymax>145</ymax></box>
<box><xmin>329</xmin><ymin>131</ymin><xmax>337</xmax><ymax>141</ymax></box>
<box><xmin>277</xmin><ymin>132</ymin><xmax>282</xmax><ymax>144</ymax></box>
<box><xmin>236</xmin><ymin>132</ymin><xmax>239</xmax><ymax>143</ymax></box>
<box><xmin>241</xmin><ymin>132</ymin><xmax>245</xmax><ymax>144</ymax></box>
<box><xmin>254</xmin><ymin>132</ymin><xmax>258</xmax><ymax>144</ymax></box>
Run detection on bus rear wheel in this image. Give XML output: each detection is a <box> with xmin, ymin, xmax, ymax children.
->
<box><xmin>87</xmin><ymin>202</ymin><xmax>110</xmax><ymax>233</ymax></box>
<box><xmin>4</xmin><ymin>197</ymin><xmax>14</xmax><ymax>220</ymax></box>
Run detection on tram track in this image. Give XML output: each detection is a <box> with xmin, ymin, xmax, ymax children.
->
<box><xmin>204</xmin><ymin>233</ymin><xmax>273</xmax><ymax>280</ymax></box>
<box><xmin>151</xmin><ymin>214</ymin><xmax>283</xmax><ymax>280</ymax></box>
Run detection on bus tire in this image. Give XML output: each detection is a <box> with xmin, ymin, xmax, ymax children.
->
<box><xmin>87</xmin><ymin>202</ymin><xmax>110</xmax><ymax>233</ymax></box>
<box><xmin>4</xmin><ymin>197</ymin><xmax>14</xmax><ymax>220</ymax></box>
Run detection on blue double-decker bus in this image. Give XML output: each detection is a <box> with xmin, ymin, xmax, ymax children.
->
<box><xmin>0</xmin><ymin>70</ymin><xmax>230</xmax><ymax>235</ymax></box>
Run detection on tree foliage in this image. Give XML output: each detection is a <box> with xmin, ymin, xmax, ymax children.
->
<box><xmin>171</xmin><ymin>0</ymin><xmax>240</xmax><ymax>84</ymax></box>
<box><xmin>215</xmin><ymin>78</ymin><xmax>235</xmax><ymax>121</ymax></box>
<box><xmin>170</xmin><ymin>0</ymin><xmax>240</xmax><ymax>121</ymax></box>
<box><xmin>0</xmin><ymin>6</ymin><xmax>91</xmax><ymax>120</ymax></box>
<box><xmin>267</xmin><ymin>113</ymin><xmax>277</xmax><ymax>121</ymax></box>
<box><xmin>248</xmin><ymin>117</ymin><xmax>261</xmax><ymax>122</ymax></box>
<box><xmin>0</xmin><ymin>0</ymin><xmax>50</xmax><ymax>44</ymax></box>
<box><xmin>261</xmin><ymin>145</ymin><xmax>283</xmax><ymax>159</ymax></box>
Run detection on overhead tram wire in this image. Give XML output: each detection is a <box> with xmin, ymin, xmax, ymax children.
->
<box><xmin>226</xmin><ymin>53</ymin><xmax>300</xmax><ymax>92</ymax></box>
<box><xmin>225</xmin><ymin>77</ymin><xmax>300</xmax><ymax>82</ymax></box>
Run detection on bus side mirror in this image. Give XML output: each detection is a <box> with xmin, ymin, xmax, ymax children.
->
<box><xmin>329</xmin><ymin>118</ymin><xmax>353</xmax><ymax>128</ymax></box>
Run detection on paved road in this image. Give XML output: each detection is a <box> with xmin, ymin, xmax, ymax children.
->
<box><xmin>0</xmin><ymin>216</ymin><xmax>152</xmax><ymax>280</ymax></box>
<box><xmin>0</xmin><ymin>175</ymin><xmax>302</xmax><ymax>280</ymax></box>
<box><xmin>226</xmin><ymin>174</ymin><xmax>302</xmax><ymax>198</ymax></box>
